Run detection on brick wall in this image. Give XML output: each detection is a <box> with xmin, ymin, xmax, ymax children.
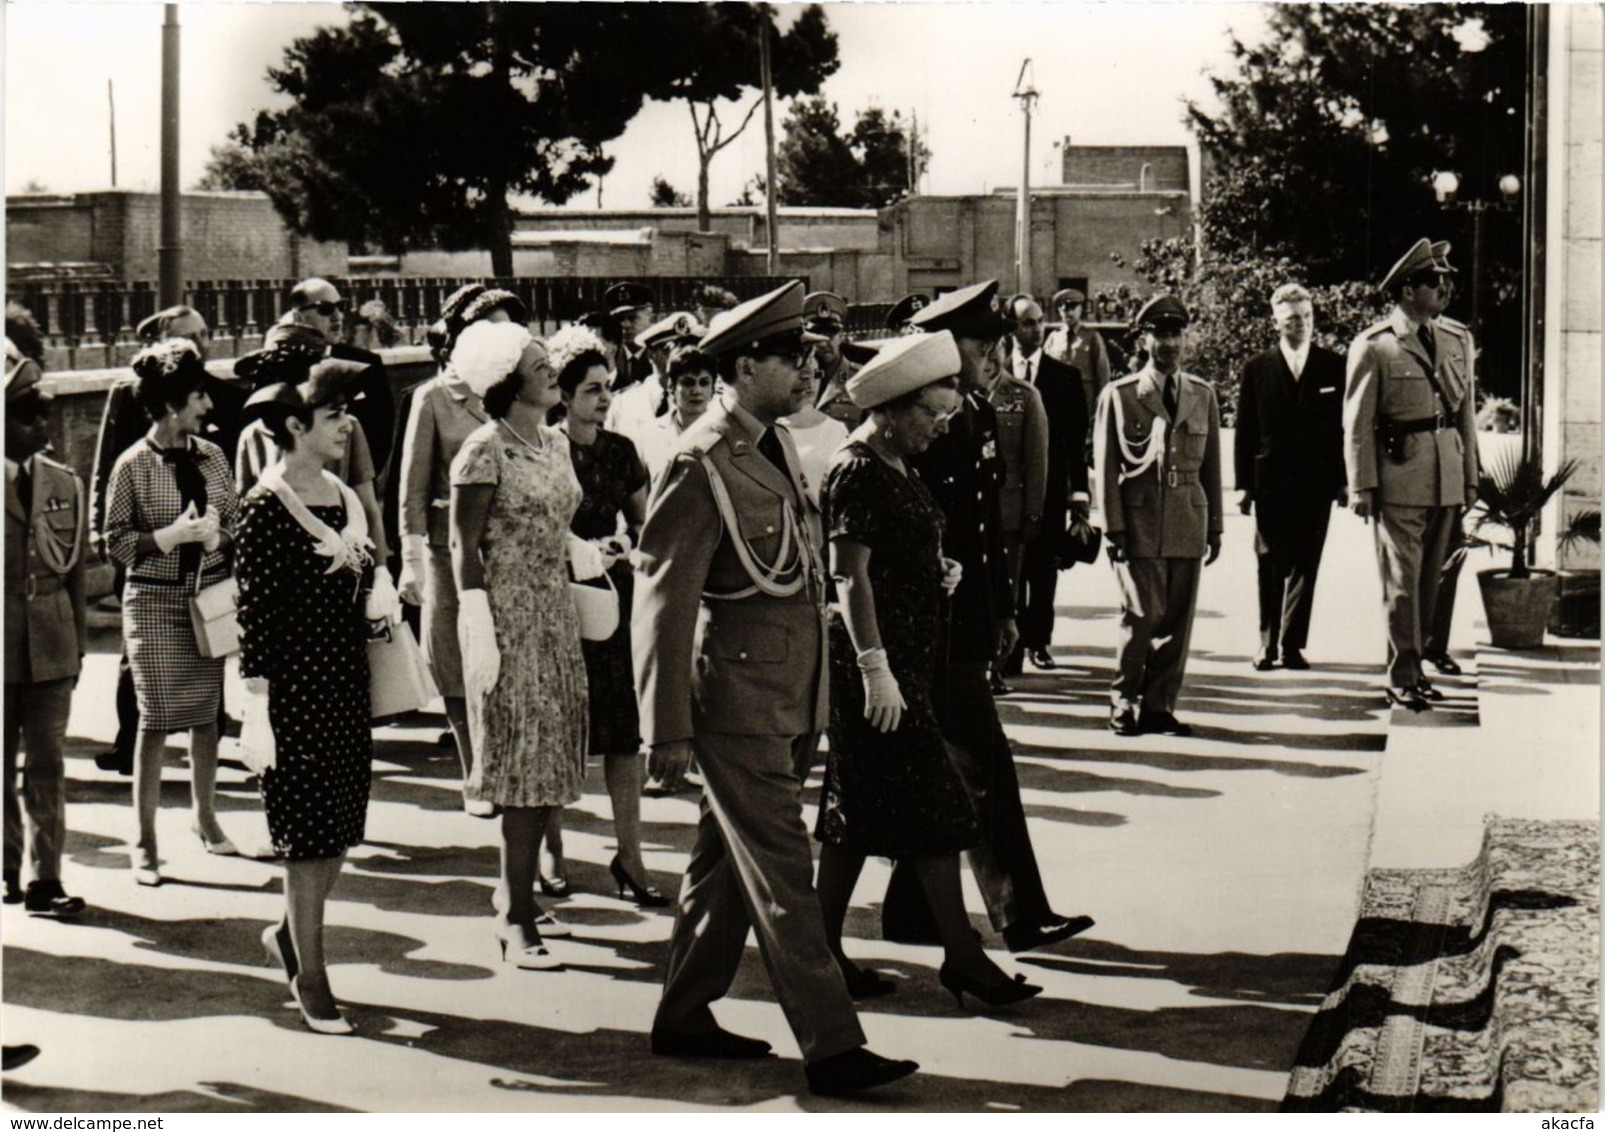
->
<box><xmin>1061</xmin><ymin>145</ymin><xmax>1190</xmax><ymax>192</ymax></box>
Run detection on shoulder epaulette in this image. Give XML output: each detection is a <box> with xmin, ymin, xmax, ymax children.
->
<box><xmin>33</xmin><ymin>453</ymin><xmax>75</xmax><ymax>476</ymax></box>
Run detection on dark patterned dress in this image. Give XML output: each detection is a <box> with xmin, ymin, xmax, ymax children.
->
<box><xmin>815</xmin><ymin>442</ymin><xmax>979</xmax><ymax>858</ymax></box>
<box><xmin>567</xmin><ymin>428</ymin><xmax>647</xmax><ymax>757</ymax></box>
<box><xmin>235</xmin><ymin>489</ymin><xmax>373</xmax><ymax>860</ymax></box>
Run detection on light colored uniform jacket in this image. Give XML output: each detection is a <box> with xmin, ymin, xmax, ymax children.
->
<box><xmin>1093</xmin><ymin>367</ymin><xmax>1224</xmax><ymax>559</ymax></box>
<box><xmin>5</xmin><ymin>455</ymin><xmax>87</xmax><ymax>685</ymax></box>
<box><xmin>1343</xmin><ymin>308</ymin><xmax>1478</xmax><ymax>508</ymax></box>
<box><xmin>633</xmin><ymin>399</ymin><xmax>828</xmax><ymax>745</ymax></box>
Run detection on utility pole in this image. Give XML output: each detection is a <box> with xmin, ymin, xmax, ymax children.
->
<box><xmin>1012</xmin><ymin>59</ymin><xmax>1037</xmax><ymax>296</ymax></box>
<box><xmin>759</xmin><ymin>13</ymin><xmax>779</xmax><ymax>275</ymax></box>
<box><xmin>158</xmin><ymin>4</ymin><xmax>182</xmax><ymax>306</ymax></box>
<box><xmin>108</xmin><ymin>80</ymin><xmax>118</xmax><ymax>188</ymax></box>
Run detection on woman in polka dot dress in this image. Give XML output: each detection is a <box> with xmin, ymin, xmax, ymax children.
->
<box><xmin>235</xmin><ymin>362</ymin><xmax>393</xmax><ymax>1035</ymax></box>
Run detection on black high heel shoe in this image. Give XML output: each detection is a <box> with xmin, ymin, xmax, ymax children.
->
<box><xmin>609</xmin><ymin>856</ymin><xmax>670</xmax><ymax>908</ymax></box>
<box><xmin>938</xmin><ymin>964</ymin><xmax>1043</xmax><ymax>1010</ymax></box>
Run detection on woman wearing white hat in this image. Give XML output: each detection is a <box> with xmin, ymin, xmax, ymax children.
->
<box><xmin>814</xmin><ymin>331</ymin><xmax>1043</xmax><ymax>1010</ymax></box>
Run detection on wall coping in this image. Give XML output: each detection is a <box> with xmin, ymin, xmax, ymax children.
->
<box><xmin>40</xmin><ymin>344</ymin><xmax>435</xmax><ymax>395</ymax></box>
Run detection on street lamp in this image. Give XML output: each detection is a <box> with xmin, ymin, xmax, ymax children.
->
<box><xmin>1431</xmin><ymin>169</ymin><xmax>1521</xmax><ymax>337</ymax></box>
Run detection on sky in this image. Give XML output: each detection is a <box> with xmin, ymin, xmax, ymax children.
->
<box><xmin>2</xmin><ymin>1</ymin><xmax>1270</xmax><ymax>208</ymax></box>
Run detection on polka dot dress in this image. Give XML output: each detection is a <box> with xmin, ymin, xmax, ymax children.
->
<box><xmin>235</xmin><ymin>489</ymin><xmax>373</xmax><ymax>860</ymax></box>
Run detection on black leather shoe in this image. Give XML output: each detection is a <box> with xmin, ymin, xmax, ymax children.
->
<box><xmin>1027</xmin><ymin>647</ymin><xmax>1057</xmax><ymax>670</ymax></box>
<box><xmin>1281</xmin><ymin>649</ymin><xmax>1310</xmax><ymax>670</ymax></box>
<box><xmin>1002</xmin><ymin>914</ymin><xmax>1095</xmax><ymax>953</ymax></box>
<box><xmin>989</xmin><ymin>670</ymin><xmax>1012</xmax><ymax>697</ymax></box>
<box><xmin>2</xmin><ymin>1045</ymin><xmax>40</xmax><ymax>1072</ymax></box>
<box><xmin>1414</xmin><ymin>679</ymin><xmax>1446</xmax><ymax>702</ymax></box>
<box><xmin>805</xmin><ymin>1047</ymin><xmax>919</xmax><ymax>1096</ymax></box>
<box><xmin>94</xmin><ymin>749</ymin><xmax>133</xmax><ymax>775</ymax></box>
<box><xmin>1424</xmin><ymin>651</ymin><xmax>1463</xmax><ymax>676</ymax></box>
<box><xmin>651</xmin><ymin>1027</ymin><xmax>772</xmax><ymax>1059</ymax></box>
<box><xmin>2</xmin><ymin>873</ymin><xmax>21</xmax><ymax>905</ymax></box>
<box><xmin>1139</xmin><ymin>712</ymin><xmax>1192</xmax><ymax>737</ymax></box>
<box><xmin>1386</xmin><ymin>685</ymin><xmax>1431</xmax><ymax>712</ymax></box>
<box><xmin>23</xmin><ymin>880</ymin><xmax>84</xmax><ymax>918</ymax></box>
<box><xmin>1109</xmin><ymin>706</ymin><xmax>1139</xmax><ymax>736</ymax></box>
<box><xmin>1252</xmin><ymin>649</ymin><xmax>1278</xmax><ymax>671</ymax></box>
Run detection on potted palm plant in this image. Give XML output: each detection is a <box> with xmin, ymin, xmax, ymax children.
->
<box><xmin>1464</xmin><ymin>447</ymin><xmax>1596</xmax><ymax>648</ymax></box>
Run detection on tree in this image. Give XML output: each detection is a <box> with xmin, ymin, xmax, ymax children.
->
<box><xmin>1188</xmin><ymin>5</ymin><xmax>1527</xmax><ymax>393</ymax></box>
<box><xmin>226</xmin><ymin>4</ymin><xmax>694</xmax><ymax>275</ymax></box>
<box><xmin>649</xmin><ymin>176</ymin><xmax>691</xmax><ymax>208</ymax></box>
<box><xmin>774</xmin><ymin>97</ymin><xmax>929</xmax><ymax>207</ymax></box>
<box><xmin>647</xmin><ymin>4</ymin><xmax>840</xmax><ymax>230</ymax></box>
<box><xmin>194</xmin><ymin>142</ymin><xmax>265</xmax><ymax>191</ymax></box>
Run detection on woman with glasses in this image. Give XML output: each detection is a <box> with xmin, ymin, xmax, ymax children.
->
<box><xmin>635</xmin><ymin>345</ymin><xmax>717</xmax><ymax>482</ymax></box>
<box><xmin>814</xmin><ymin>331</ymin><xmax>1043</xmax><ymax>1010</ymax></box>
<box><xmin>546</xmin><ymin>326</ymin><xmax>666</xmax><ymax>907</ymax></box>
<box><xmin>102</xmin><ymin>340</ymin><xmax>241</xmax><ymax>885</ymax></box>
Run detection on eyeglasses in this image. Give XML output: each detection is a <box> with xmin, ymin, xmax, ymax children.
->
<box><xmin>753</xmin><ymin>334</ymin><xmax>817</xmax><ymax>370</ymax></box>
<box><xmin>307</xmin><ymin>301</ymin><xmax>349</xmax><ymax>316</ymax></box>
<box><xmin>912</xmin><ymin>401</ymin><xmax>961</xmax><ymax>426</ymax></box>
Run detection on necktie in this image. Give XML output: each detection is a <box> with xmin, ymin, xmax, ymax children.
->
<box><xmin>15</xmin><ymin>462</ymin><xmax>32</xmax><ymax>514</ymax></box>
<box><xmin>1162</xmin><ymin>377</ymin><xmax>1178</xmax><ymax>420</ymax></box>
<box><xmin>757</xmin><ymin>428</ymin><xmax>789</xmax><ymax>477</ymax></box>
<box><xmin>1417</xmin><ymin>323</ymin><xmax>1436</xmax><ymax>366</ymax></box>
<box><xmin>1021</xmin><ymin>356</ymin><xmax>1033</xmax><ymax>385</ymax></box>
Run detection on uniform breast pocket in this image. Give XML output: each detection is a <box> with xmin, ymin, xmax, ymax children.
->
<box><xmin>1384</xmin><ymin>360</ymin><xmax>1435</xmax><ymax>414</ymax></box>
<box><xmin>1176</xmin><ymin>426</ymin><xmax>1208</xmax><ymax>462</ymax></box>
<box><xmin>42</xmin><ymin>509</ymin><xmax>77</xmax><ymax>534</ymax></box>
<box><xmin>704</xmin><ymin>622</ymin><xmax>788</xmax><ymax>664</ymax></box>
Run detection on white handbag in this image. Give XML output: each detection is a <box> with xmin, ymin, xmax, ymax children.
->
<box><xmin>570</xmin><ymin>570</ymin><xmax>619</xmax><ymax>642</ymax></box>
<box><xmin>190</xmin><ymin>575</ymin><xmax>240</xmax><ymax>659</ymax></box>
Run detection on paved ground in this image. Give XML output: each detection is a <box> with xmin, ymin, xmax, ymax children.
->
<box><xmin>1</xmin><ymin>490</ymin><xmax>1592</xmax><ymax>1113</ymax></box>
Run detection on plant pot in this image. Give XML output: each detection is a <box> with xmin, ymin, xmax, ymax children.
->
<box><xmin>1551</xmin><ymin>571</ymin><xmax>1601</xmax><ymax>639</ymax></box>
<box><xmin>1477</xmin><ymin>568</ymin><xmax>1560</xmax><ymax>650</ymax></box>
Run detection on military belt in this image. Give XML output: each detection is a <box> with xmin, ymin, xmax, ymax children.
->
<box><xmin>1380</xmin><ymin>414</ymin><xmax>1452</xmax><ymax>436</ymax></box>
<box><xmin>1164</xmin><ymin>469</ymin><xmax>1204</xmax><ymax>488</ymax></box>
<box><xmin>19</xmin><ymin>574</ymin><xmax>66</xmax><ymax>600</ymax></box>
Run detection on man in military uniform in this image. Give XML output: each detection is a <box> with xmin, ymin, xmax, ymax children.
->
<box><xmin>1045</xmin><ymin>287</ymin><xmax>1113</xmax><ymax>428</ymax></box>
<box><xmin>1093</xmin><ymin>295</ymin><xmax>1223</xmax><ymax>737</ymax></box>
<box><xmin>605</xmin><ymin>310</ymin><xmax>706</xmax><ymax>440</ymax></box>
<box><xmin>883</xmin><ymin>279</ymin><xmax>1093</xmax><ymax>954</ymax></box>
<box><xmin>990</xmin><ymin>296</ymin><xmax>1050</xmax><ymax>686</ymax></box>
<box><xmin>884</xmin><ymin>292</ymin><xmax>929</xmax><ymax>335</ymax></box>
<box><xmin>1344</xmin><ymin>239</ymin><xmax>1478</xmax><ymax>710</ymax></box>
<box><xmin>1422</xmin><ymin>240</ymin><xmax>1475</xmax><ymax>679</ymax></box>
<box><xmin>4</xmin><ymin>346</ymin><xmax>87</xmax><ymax>916</ymax></box>
<box><xmin>807</xmin><ymin>292</ymin><xmax>864</xmax><ymax>429</ymax></box>
<box><xmin>634</xmin><ymin>281</ymin><xmax>916</xmax><ymax>1097</ymax></box>
<box><xmin>605</xmin><ymin>282</ymin><xmax>657</xmax><ymax>393</ymax></box>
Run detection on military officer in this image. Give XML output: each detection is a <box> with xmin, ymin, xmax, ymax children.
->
<box><xmin>1344</xmin><ymin>238</ymin><xmax>1478</xmax><ymax>710</ymax></box>
<box><xmin>1093</xmin><ymin>295</ymin><xmax>1223</xmax><ymax>737</ymax></box>
<box><xmin>4</xmin><ymin>346</ymin><xmax>87</xmax><ymax>916</ymax></box>
<box><xmin>883</xmin><ymin>279</ymin><xmax>1094</xmax><ymax>954</ymax></box>
<box><xmin>806</xmin><ymin>291</ymin><xmax>863</xmax><ymax>429</ymax></box>
<box><xmin>605</xmin><ymin>310</ymin><xmax>706</xmax><ymax>442</ymax></box>
<box><xmin>884</xmin><ymin>292</ymin><xmax>929</xmax><ymax>334</ymax></box>
<box><xmin>1045</xmin><ymin>287</ymin><xmax>1113</xmax><ymax>427</ymax></box>
<box><xmin>634</xmin><ymin>281</ymin><xmax>917</xmax><ymax>1097</ymax></box>
<box><xmin>605</xmin><ymin>282</ymin><xmax>657</xmax><ymax>393</ymax></box>
<box><xmin>1422</xmin><ymin>240</ymin><xmax>1475</xmax><ymax>679</ymax></box>
<box><xmin>989</xmin><ymin>297</ymin><xmax>1050</xmax><ymax>685</ymax></box>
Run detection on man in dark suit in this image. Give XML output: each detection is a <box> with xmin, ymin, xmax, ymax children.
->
<box><xmin>605</xmin><ymin>282</ymin><xmax>657</xmax><ymax>393</ymax></box>
<box><xmin>89</xmin><ymin>306</ymin><xmax>247</xmax><ymax>775</ymax></box>
<box><xmin>1235</xmin><ymin>284</ymin><xmax>1347</xmax><ymax>670</ymax></box>
<box><xmin>883</xmin><ymin>279</ymin><xmax>1093</xmax><ymax>954</ymax></box>
<box><xmin>1003</xmin><ymin>294</ymin><xmax>1090</xmax><ymax>673</ymax></box>
<box><xmin>634</xmin><ymin>281</ymin><xmax>916</xmax><ymax>1097</ymax></box>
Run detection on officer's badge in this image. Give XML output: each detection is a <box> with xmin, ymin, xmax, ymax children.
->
<box><xmin>981</xmin><ymin>439</ymin><xmax>997</xmax><ymax>461</ymax></box>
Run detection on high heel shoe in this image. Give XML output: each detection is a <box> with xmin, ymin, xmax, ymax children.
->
<box><xmin>191</xmin><ymin>823</ymin><xmax>240</xmax><ymax>857</ymax></box>
<box><xmin>494</xmin><ymin>918</ymin><xmax>564</xmax><ymax>971</ymax></box>
<box><xmin>262</xmin><ymin>921</ymin><xmax>299</xmax><ymax>985</ymax></box>
<box><xmin>938</xmin><ymin>964</ymin><xmax>1043</xmax><ymax>1010</ymax></box>
<box><xmin>609</xmin><ymin>856</ymin><xmax>670</xmax><ymax>908</ymax></box>
<box><xmin>289</xmin><ymin>975</ymin><xmax>354</xmax><ymax>1036</ymax></box>
<box><xmin>131</xmin><ymin>847</ymin><xmax>161</xmax><ymax>887</ymax></box>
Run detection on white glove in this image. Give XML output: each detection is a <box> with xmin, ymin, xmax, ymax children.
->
<box><xmin>397</xmin><ymin>534</ymin><xmax>427</xmax><ymax>605</ymax></box>
<box><xmin>939</xmin><ymin>556</ymin><xmax>963</xmax><ymax>596</ymax></box>
<box><xmin>568</xmin><ymin>534</ymin><xmax>609</xmax><ymax>581</ymax></box>
<box><xmin>857</xmin><ymin>646</ymin><xmax>907</xmax><ymax>733</ymax></box>
<box><xmin>601</xmin><ymin>531</ymin><xmax>634</xmax><ymax>558</ymax></box>
<box><xmin>366</xmin><ymin>565</ymin><xmax>402</xmax><ymax>626</ymax></box>
<box><xmin>459</xmin><ymin>588</ymin><xmax>501</xmax><ymax>693</ymax></box>
<box><xmin>153</xmin><ymin>502</ymin><xmax>214</xmax><ymax>554</ymax></box>
<box><xmin>238</xmin><ymin>677</ymin><xmax>276</xmax><ymax>775</ymax></box>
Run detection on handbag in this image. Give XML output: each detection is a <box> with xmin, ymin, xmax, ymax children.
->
<box><xmin>367</xmin><ymin>622</ymin><xmax>439</xmax><ymax>719</ymax></box>
<box><xmin>190</xmin><ymin>575</ymin><xmax>240</xmax><ymax>658</ymax></box>
<box><xmin>1059</xmin><ymin>518</ymin><xmax>1102</xmax><ymax>568</ymax></box>
<box><xmin>570</xmin><ymin>570</ymin><xmax>620</xmax><ymax>642</ymax></box>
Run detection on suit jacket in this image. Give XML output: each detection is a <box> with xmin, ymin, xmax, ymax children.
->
<box><xmin>6</xmin><ymin>455</ymin><xmax>88</xmax><ymax>685</ymax></box>
<box><xmin>399</xmin><ymin>373</ymin><xmax>489</xmax><ymax>549</ymax></box>
<box><xmin>989</xmin><ymin>373</ymin><xmax>1048</xmax><ymax>537</ymax></box>
<box><xmin>633</xmin><ymin>398</ymin><xmax>828</xmax><ymax>746</ymax></box>
<box><xmin>1234</xmin><ymin>344</ymin><xmax>1346</xmax><ymax>501</ymax></box>
<box><xmin>1009</xmin><ymin>349</ymin><xmax>1091</xmax><ymax>518</ymax></box>
<box><xmin>91</xmin><ymin>372</ymin><xmax>247</xmax><ymax>549</ymax></box>
<box><xmin>1093</xmin><ymin>367</ymin><xmax>1224</xmax><ymax>559</ymax></box>
<box><xmin>1045</xmin><ymin>324</ymin><xmax>1112</xmax><ymax>425</ymax></box>
<box><xmin>909</xmin><ymin>390</ymin><xmax>1013</xmax><ymax>662</ymax></box>
<box><xmin>1343</xmin><ymin>308</ymin><xmax>1478</xmax><ymax>507</ymax></box>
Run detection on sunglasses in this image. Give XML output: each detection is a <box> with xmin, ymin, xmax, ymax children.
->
<box><xmin>306</xmin><ymin>301</ymin><xmax>349</xmax><ymax>316</ymax></box>
<box><xmin>754</xmin><ymin>333</ymin><xmax>817</xmax><ymax>369</ymax></box>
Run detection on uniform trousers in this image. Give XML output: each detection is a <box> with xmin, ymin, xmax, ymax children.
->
<box><xmin>1425</xmin><ymin>513</ymin><xmax>1467</xmax><ymax>658</ymax></box>
<box><xmin>655</xmin><ymin>729</ymin><xmax>864</xmax><ymax>1063</ymax></box>
<box><xmin>1375</xmin><ymin>503</ymin><xmax>1460</xmax><ymax>688</ymax></box>
<box><xmin>882</xmin><ymin>661</ymin><xmax>1050</xmax><ymax>936</ymax></box>
<box><xmin>1254</xmin><ymin>498</ymin><xmax>1332</xmax><ymax>655</ymax></box>
<box><xmin>1111</xmin><ymin>556</ymin><xmax>1202</xmax><ymax>713</ymax></box>
<box><xmin>3</xmin><ymin>678</ymin><xmax>73</xmax><ymax>883</ymax></box>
